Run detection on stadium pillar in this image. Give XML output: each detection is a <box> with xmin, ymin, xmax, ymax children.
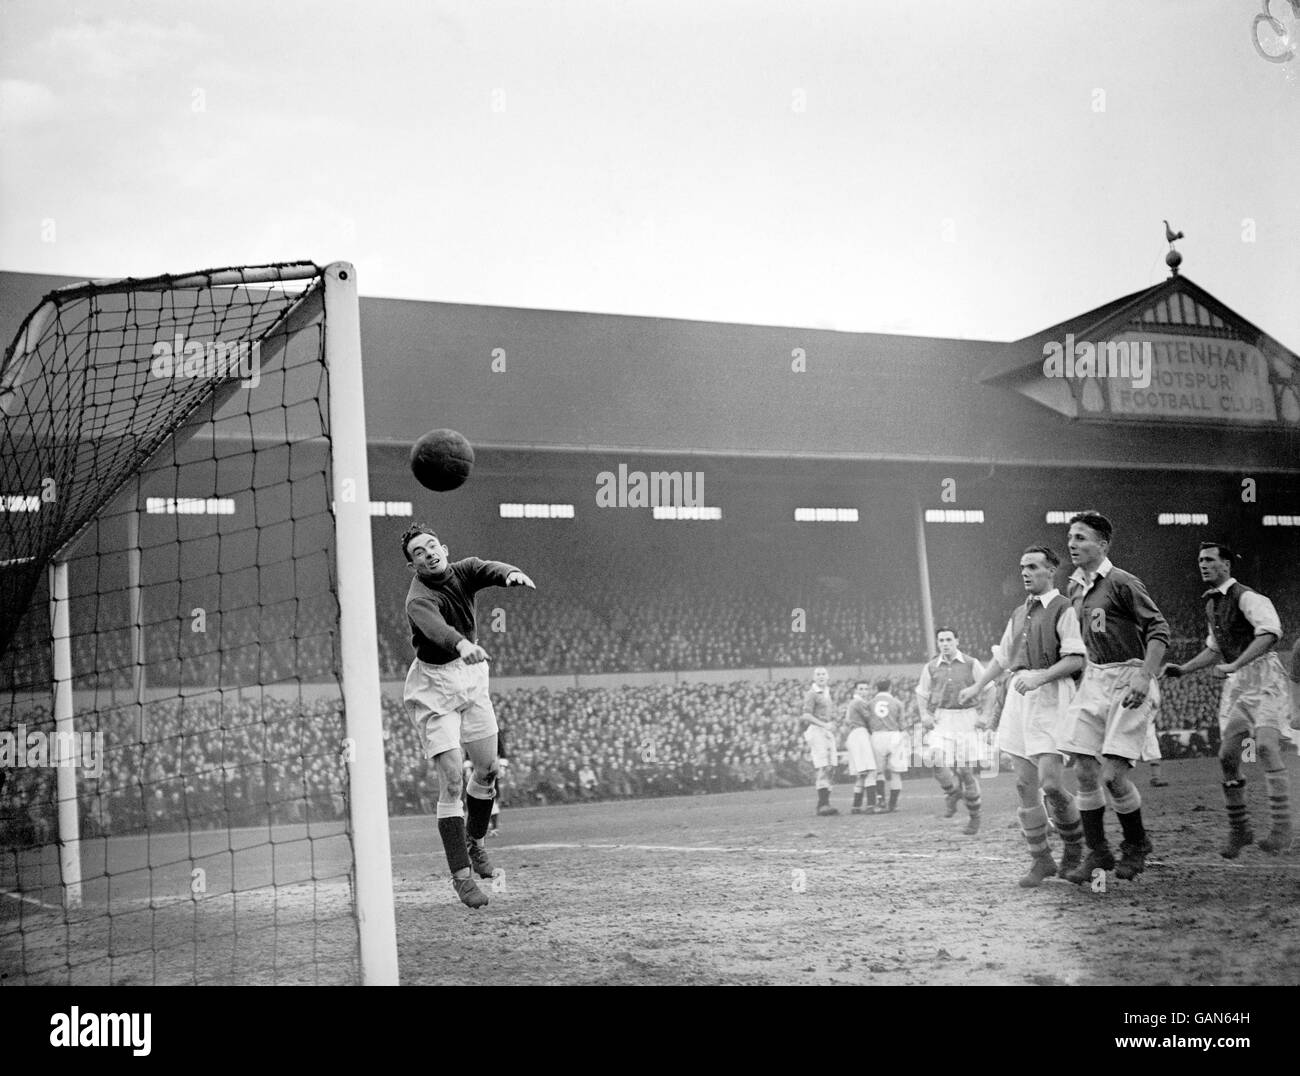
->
<box><xmin>913</xmin><ymin>496</ymin><xmax>937</xmax><ymax>659</ymax></box>
<box><xmin>323</xmin><ymin>262</ymin><xmax>400</xmax><ymax>986</ymax></box>
<box><xmin>48</xmin><ymin>559</ymin><xmax>83</xmax><ymax>910</ymax></box>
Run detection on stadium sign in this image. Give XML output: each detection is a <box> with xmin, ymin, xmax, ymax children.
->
<box><xmin>983</xmin><ymin>274</ymin><xmax>1300</xmax><ymax>429</ymax></box>
<box><xmin>1083</xmin><ymin>333</ymin><xmax>1282</xmax><ymax>423</ymax></box>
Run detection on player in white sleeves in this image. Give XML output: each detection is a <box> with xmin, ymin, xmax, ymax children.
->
<box><xmin>916</xmin><ymin>629</ymin><xmax>995</xmax><ymax>835</ymax></box>
<box><xmin>960</xmin><ymin>545</ymin><xmax>1087</xmax><ymax>886</ymax></box>
<box><xmin>802</xmin><ymin>667</ymin><xmax>840</xmax><ymax>816</ymax></box>
<box><xmin>1162</xmin><ymin>542</ymin><xmax>1294</xmax><ymax>856</ymax></box>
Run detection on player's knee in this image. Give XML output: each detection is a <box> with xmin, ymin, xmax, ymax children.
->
<box><xmin>1043</xmin><ymin>784</ymin><xmax>1071</xmax><ymax>811</ymax></box>
<box><xmin>1103</xmin><ymin>774</ymin><xmax>1130</xmax><ymax>798</ymax></box>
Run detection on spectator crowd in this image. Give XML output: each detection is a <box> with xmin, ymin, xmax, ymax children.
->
<box><xmin>2</xmin><ymin>659</ymin><xmax>1247</xmax><ymax>844</ymax></box>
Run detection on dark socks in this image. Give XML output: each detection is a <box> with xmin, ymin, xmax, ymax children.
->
<box><xmin>466</xmin><ymin>793</ymin><xmax>494</xmax><ymax>840</ymax></box>
<box><xmin>1079</xmin><ymin>806</ymin><xmax>1108</xmax><ymax>849</ymax></box>
<box><xmin>1116</xmin><ymin>806</ymin><xmax>1147</xmax><ymax>845</ymax></box>
<box><xmin>437</xmin><ymin>815</ymin><xmax>471</xmax><ymax>873</ymax></box>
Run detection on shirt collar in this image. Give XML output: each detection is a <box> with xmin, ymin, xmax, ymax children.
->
<box><xmin>1029</xmin><ymin>587</ymin><xmax>1061</xmax><ymax>607</ymax></box>
<box><xmin>1204</xmin><ymin>577</ymin><xmax>1236</xmax><ymax>599</ymax></box>
<box><xmin>1069</xmin><ymin>557</ymin><xmax>1113</xmax><ymax>588</ymax></box>
<box><xmin>936</xmin><ymin>651</ymin><xmax>968</xmax><ymax>665</ymax></box>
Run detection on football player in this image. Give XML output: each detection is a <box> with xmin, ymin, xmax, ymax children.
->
<box><xmin>1057</xmin><ymin>512</ymin><xmax>1169</xmax><ymax>883</ymax></box>
<box><xmin>844</xmin><ymin>681</ymin><xmax>878</xmax><ymax>813</ymax></box>
<box><xmin>960</xmin><ymin>545</ymin><xmax>1086</xmax><ymax>886</ymax></box>
<box><xmin>867</xmin><ymin>677</ymin><xmax>908</xmax><ymax>813</ymax></box>
<box><xmin>802</xmin><ymin>666</ymin><xmax>840</xmax><ymax>816</ymax></box>
<box><xmin>916</xmin><ymin>629</ymin><xmax>994</xmax><ymax>834</ymax></box>
<box><xmin>401</xmin><ymin>523</ymin><xmax>535</xmax><ymax>908</ymax></box>
<box><xmin>1162</xmin><ymin>542</ymin><xmax>1293</xmax><ymax>856</ymax></box>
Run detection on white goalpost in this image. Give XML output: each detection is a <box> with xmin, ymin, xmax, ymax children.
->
<box><xmin>322</xmin><ymin>263</ymin><xmax>398</xmax><ymax>985</ymax></box>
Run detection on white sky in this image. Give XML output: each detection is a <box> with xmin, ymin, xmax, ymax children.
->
<box><xmin>1</xmin><ymin>0</ymin><xmax>1297</xmax><ymax>346</ymax></box>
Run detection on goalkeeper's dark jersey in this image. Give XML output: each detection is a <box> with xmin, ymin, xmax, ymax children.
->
<box><xmin>405</xmin><ymin>557</ymin><xmax>518</xmax><ymax>665</ymax></box>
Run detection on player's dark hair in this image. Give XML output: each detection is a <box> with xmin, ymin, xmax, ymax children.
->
<box><xmin>936</xmin><ymin>626</ymin><xmax>957</xmax><ymax>639</ymax></box>
<box><xmin>1022</xmin><ymin>544</ymin><xmax>1060</xmax><ymax>569</ymax></box>
<box><xmin>854</xmin><ymin>680</ymin><xmax>871</xmax><ymax>692</ymax></box>
<box><xmin>1199</xmin><ymin>540</ymin><xmax>1236</xmax><ymax>563</ymax></box>
<box><xmin>875</xmin><ymin>677</ymin><xmax>892</xmax><ymax>692</ymax></box>
<box><xmin>1068</xmin><ymin>510</ymin><xmax>1113</xmax><ymax>543</ymax></box>
<box><xmin>400</xmin><ymin>522</ymin><xmax>439</xmax><ymax>562</ymax></box>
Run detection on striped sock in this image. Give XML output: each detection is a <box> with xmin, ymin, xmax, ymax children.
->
<box><xmin>865</xmin><ymin>785</ymin><xmax>877</xmax><ymax>806</ymax></box>
<box><xmin>1110</xmin><ymin>784</ymin><xmax>1141</xmax><ymax>814</ymax></box>
<box><xmin>1046</xmin><ymin>790</ymin><xmax>1083</xmax><ymax>850</ymax></box>
<box><xmin>1264</xmin><ymin>770</ymin><xmax>1292</xmax><ymax>835</ymax></box>
<box><xmin>852</xmin><ymin>791</ymin><xmax>864</xmax><ymax>809</ymax></box>
<box><xmin>1075</xmin><ymin>786</ymin><xmax>1105</xmax><ymax>812</ymax></box>
<box><xmin>1018</xmin><ymin>804</ymin><xmax>1051</xmax><ymax>857</ymax></box>
<box><xmin>962</xmin><ymin>774</ymin><xmax>981</xmax><ymax>815</ymax></box>
<box><xmin>1222</xmin><ymin>778</ymin><xmax>1250</xmax><ymax>831</ymax></box>
<box><xmin>877</xmin><ymin>779</ymin><xmax>887</xmax><ymax>802</ymax></box>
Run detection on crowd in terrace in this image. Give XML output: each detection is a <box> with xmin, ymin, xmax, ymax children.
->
<box><xmin>2</xmin><ymin>662</ymin><xmax>1240</xmax><ymax>842</ymax></box>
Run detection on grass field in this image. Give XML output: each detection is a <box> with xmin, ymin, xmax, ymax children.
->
<box><xmin>4</xmin><ymin>754</ymin><xmax>1299</xmax><ymax>986</ymax></box>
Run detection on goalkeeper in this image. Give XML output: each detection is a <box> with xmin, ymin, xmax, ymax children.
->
<box><xmin>401</xmin><ymin>523</ymin><xmax>535</xmax><ymax>909</ymax></box>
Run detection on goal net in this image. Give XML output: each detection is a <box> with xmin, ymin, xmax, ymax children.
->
<box><xmin>0</xmin><ymin>262</ymin><xmax>396</xmax><ymax>985</ymax></box>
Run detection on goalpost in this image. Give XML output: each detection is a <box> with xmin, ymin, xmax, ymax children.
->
<box><xmin>0</xmin><ymin>262</ymin><xmax>397</xmax><ymax>985</ymax></box>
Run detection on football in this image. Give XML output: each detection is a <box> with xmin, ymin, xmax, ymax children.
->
<box><xmin>410</xmin><ymin>428</ymin><xmax>475</xmax><ymax>491</ymax></box>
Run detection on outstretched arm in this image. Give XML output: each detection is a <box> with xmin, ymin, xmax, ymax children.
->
<box><xmin>468</xmin><ymin>557</ymin><xmax>535</xmax><ymax>590</ymax></box>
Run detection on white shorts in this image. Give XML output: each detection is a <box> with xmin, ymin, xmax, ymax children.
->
<box><xmin>1139</xmin><ymin>723</ymin><xmax>1161</xmax><ymax>762</ymax></box>
<box><xmin>404</xmin><ymin>657</ymin><xmax>498</xmax><ymax>759</ymax></box>
<box><xmin>1218</xmin><ymin>652</ymin><xmax>1294</xmax><ymax>740</ymax></box>
<box><xmin>846</xmin><ymin>727</ymin><xmax>876</xmax><ymax>775</ymax></box>
<box><xmin>930</xmin><ymin>708</ymin><xmax>991</xmax><ymax>768</ymax></box>
<box><xmin>1058</xmin><ymin>660</ymin><xmax>1160</xmax><ymax>762</ymax></box>
<box><xmin>804</xmin><ymin>725</ymin><xmax>838</xmax><ymax>769</ymax></box>
<box><xmin>997</xmin><ymin>676</ymin><xmax>1075</xmax><ymax>760</ymax></box>
<box><xmin>870</xmin><ymin>730</ymin><xmax>909</xmax><ymax>773</ymax></box>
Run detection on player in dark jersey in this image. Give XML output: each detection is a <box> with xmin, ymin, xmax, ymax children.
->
<box><xmin>401</xmin><ymin>522</ymin><xmax>535</xmax><ymax>909</ymax></box>
<box><xmin>1161</xmin><ymin>542</ymin><xmax>1292</xmax><ymax>856</ymax></box>
<box><xmin>1058</xmin><ymin>511</ymin><xmax>1169</xmax><ymax>883</ymax></box>
<box><xmin>867</xmin><ymin>677</ymin><xmax>908</xmax><ymax>813</ymax></box>
<box><xmin>844</xmin><ymin>681</ymin><xmax>878</xmax><ymax>813</ymax></box>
